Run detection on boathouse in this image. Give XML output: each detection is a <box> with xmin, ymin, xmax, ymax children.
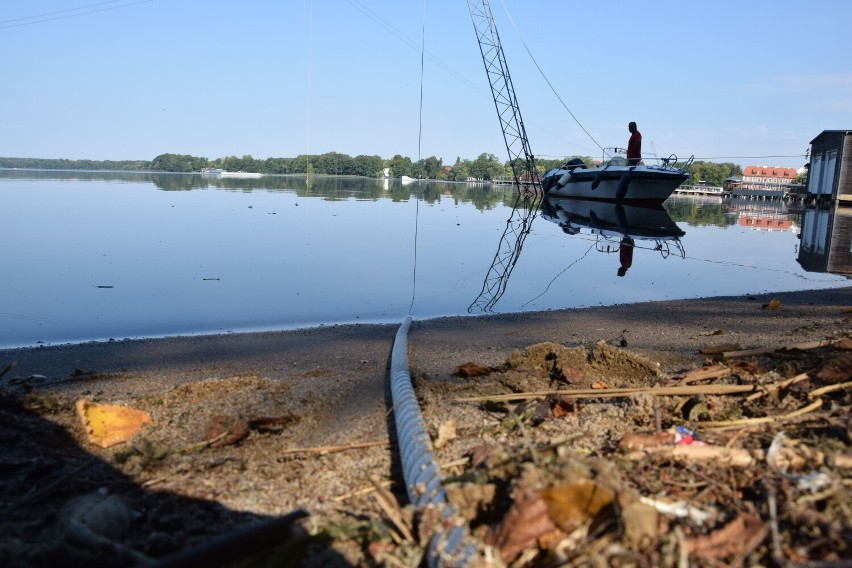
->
<box><xmin>806</xmin><ymin>130</ymin><xmax>852</xmax><ymax>202</ymax></box>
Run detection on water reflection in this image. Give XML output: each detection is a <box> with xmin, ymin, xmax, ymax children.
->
<box><xmin>798</xmin><ymin>204</ymin><xmax>852</xmax><ymax>275</ymax></box>
<box><xmin>469</xmin><ymin>195</ymin><xmax>687</xmax><ymax>312</ymax></box>
<box><xmin>468</xmin><ymin>189</ymin><xmax>543</xmax><ymax>313</ymax></box>
<box><xmin>1</xmin><ymin>170</ymin><xmax>847</xmax><ymax>348</ymax></box>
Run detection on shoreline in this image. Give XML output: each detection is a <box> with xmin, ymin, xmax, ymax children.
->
<box><xmin>3</xmin><ymin>287</ymin><xmax>850</xmax><ymax>388</ymax></box>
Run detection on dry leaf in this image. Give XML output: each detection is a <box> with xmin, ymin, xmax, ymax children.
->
<box><xmin>206</xmin><ymin>415</ymin><xmax>250</xmax><ymax>447</ymax></box>
<box><xmin>699</xmin><ymin>329</ymin><xmax>726</xmax><ymax>336</ymax></box>
<box><xmin>433</xmin><ymin>419</ymin><xmax>456</xmax><ymax>449</ymax></box>
<box><xmin>832</xmin><ymin>338</ymin><xmax>852</xmax><ymax>350</ymax></box>
<box><xmin>618</xmin><ymin>493</ymin><xmax>658</xmax><ymax>550</ymax></box>
<box><xmin>686</xmin><ymin>513</ymin><xmax>768</xmax><ymax>559</ymax></box>
<box><xmin>550</xmin><ymin>396</ymin><xmax>577</xmax><ymax>418</ymax></box>
<box><xmin>762</xmin><ymin>298</ymin><xmax>781</xmax><ymax>310</ymax></box>
<box><xmin>815</xmin><ymin>351</ymin><xmax>852</xmax><ymax>384</ymax></box>
<box><xmin>590</xmin><ymin>380</ymin><xmax>609</xmax><ymax>389</ymax></box>
<box><xmin>487</xmin><ymin>486</ymin><xmax>558</xmax><ymax>563</ymax></box>
<box><xmin>453</xmin><ymin>362</ymin><xmax>492</xmax><ymax>378</ymax></box>
<box><xmin>75</xmin><ymin>400</ymin><xmax>152</xmax><ymax>448</ymax></box>
<box><xmin>465</xmin><ymin>444</ymin><xmax>496</xmax><ymax>468</ymax></box>
<box><xmin>541</xmin><ymin>480</ymin><xmax>615</xmax><ymax>534</ymax></box>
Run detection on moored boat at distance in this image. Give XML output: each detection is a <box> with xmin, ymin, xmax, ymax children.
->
<box><xmin>219</xmin><ymin>171</ymin><xmax>263</xmax><ymax>178</ymax></box>
<box><xmin>541</xmin><ymin>152</ymin><xmax>692</xmax><ymax>204</ymax></box>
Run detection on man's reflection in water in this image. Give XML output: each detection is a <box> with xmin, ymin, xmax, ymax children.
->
<box><xmin>617</xmin><ymin>237</ymin><xmax>634</xmax><ymax>277</ymax></box>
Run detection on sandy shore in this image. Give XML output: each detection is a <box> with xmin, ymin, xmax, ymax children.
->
<box><xmin>1</xmin><ymin>286</ymin><xmax>850</xmax><ymax>566</ymax></box>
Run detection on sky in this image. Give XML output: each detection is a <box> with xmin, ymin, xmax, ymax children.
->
<box><xmin>2</xmin><ymin>0</ymin><xmax>851</xmax><ymax>169</ymax></box>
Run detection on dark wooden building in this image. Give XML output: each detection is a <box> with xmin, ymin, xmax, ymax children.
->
<box><xmin>806</xmin><ymin>130</ymin><xmax>852</xmax><ymax>202</ymax></box>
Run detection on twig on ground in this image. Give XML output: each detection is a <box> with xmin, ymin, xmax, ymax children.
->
<box><xmin>369</xmin><ymin>475</ymin><xmax>414</xmax><ymax>543</ymax></box>
<box><xmin>279</xmin><ymin>440</ymin><xmax>389</xmax><ymax>456</ymax></box>
<box><xmin>723</xmin><ymin>339</ymin><xmax>840</xmax><ymax>359</ymax></box>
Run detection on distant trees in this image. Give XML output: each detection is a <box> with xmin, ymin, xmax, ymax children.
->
<box><xmin>150</xmin><ymin>153</ymin><xmax>209</xmax><ymax>172</ymax></box>
<box><xmin>2</xmin><ymin>152</ymin><xmax>743</xmax><ymax>185</ymax></box>
<box><xmin>0</xmin><ymin>157</ymin><xmax>150</xmax><ymax>170</ymax></box>
<box><xmin>685</xmin><ymin>161</ymin><xmax>742</xmax><ymax>187</ymax></box>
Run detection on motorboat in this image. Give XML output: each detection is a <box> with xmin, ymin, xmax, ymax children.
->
<box><xmin>541</xmin><ymin>196</ymin><xmax>685</xmax><ymax>258</ymax></box>
<box><xmin>541</xmin><ymin>153</ymin><xmax>691</xmax><ymax>204</ymax></box>
<box><xmin>219</xmin><ymin>171</ymin><xmax>263</xmax><ymax>179</ymax></box>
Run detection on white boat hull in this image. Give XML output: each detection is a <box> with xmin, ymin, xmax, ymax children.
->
<box><xmin>542</xmin><ymin>164</ymin><xmax>688</xmax><ymax>203</ymax></box>
<box><xmin>219</xmin><ymin>171</ymin><xmax>263</xmax><ymax>178</ymax></box>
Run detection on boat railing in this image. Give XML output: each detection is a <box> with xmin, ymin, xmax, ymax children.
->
<box><xmin>595</xmin><ymin>234</ymin><xmax>685</xmax><ymax>259</ymax></box>
<box><xmin>599</xmin><ymin>147</ymin><xmax>693</xmax><ymax>172</ymax></box>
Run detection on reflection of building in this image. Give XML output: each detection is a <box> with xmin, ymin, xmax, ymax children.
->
<box><xmin>797</xmin><ymin>205</ymin><xmax>852</xmax><ymax>275</ymax></box>
<box><xmin>738</xmin><ymin>216</ymin><xmax>793</xmax><ymax>231</ymax></box>
<box><xmin>806</xmin><ymin>130</ymin><xmax>852</xmax><ymax>202</ymax></box>
<box><xmin>724</xmin><ymin>197</ymin><xmax>801</xmax><ymax>233</ymax></box>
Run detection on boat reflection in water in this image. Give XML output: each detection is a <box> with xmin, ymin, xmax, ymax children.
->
<box><xmin>469</xmin><ymin>192</ymin><xmax>686</xmax><ymax>312</ymax></box>
<box><xmin>541</xmin><ymin>198</ymin><xmax>686</xmax><ymax>268</ymax></box>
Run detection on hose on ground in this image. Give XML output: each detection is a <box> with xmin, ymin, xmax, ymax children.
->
<box><xmin>390</xmin><ymin>315</ymin><xmax>479</xmax><ymax>566</ymax></box>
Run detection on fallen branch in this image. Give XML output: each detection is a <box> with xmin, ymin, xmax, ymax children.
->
<box><xmin>723</xmin><ymin>339</ymin><xmax>839</xmax><ymax>359</ymax></box>
<box><xmin>455</xmin><ymin>383</ymin><xmax>757</xmax><ymax>403</ymax></box>
<box><xmin>807</xmin><ymin>380</ymin><xmax>852</xmax><ymax>399</ymax></box>
<box><xmin>745</xmin><ymin>372</ymin><xmax>811</xmax><ymax>402</ymax></box>
<box><xmin>699</xmin><ymin>399</ymin><xmax>824</xmax><ymax>429</ymax></box>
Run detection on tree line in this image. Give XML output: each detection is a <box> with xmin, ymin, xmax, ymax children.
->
<box><xmin>1</xmin><ymin>153</ymin><xmax>743</xmax><ymax>185</ymax></box>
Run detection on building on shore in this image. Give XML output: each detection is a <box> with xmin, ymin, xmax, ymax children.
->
<box><xmin>741</xmin><ymin>165</ymin><xmax>799</xmax><ymax>190</ymax></box>
<box><xmin>806</xmin><ymin>130</ymin><xmax>852</xmax><ymax>203</ymax></box>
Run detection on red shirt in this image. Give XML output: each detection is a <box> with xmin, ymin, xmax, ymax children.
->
<box><xmin>627</xmin><ymin>130</ymin><xmax>642</xmax><ymax>161</ymax></box>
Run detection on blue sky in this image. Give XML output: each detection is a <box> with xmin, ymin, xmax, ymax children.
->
<box><xmin>2</xmin><ymin>0</ymin><xmax>851</xmax><ymax>169</ymax></box>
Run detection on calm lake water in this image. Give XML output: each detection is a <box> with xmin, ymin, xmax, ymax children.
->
<box><xmin>1</xmin><ymin>169</ymin><xmax>848</xmax><ymax>348</ymax></box>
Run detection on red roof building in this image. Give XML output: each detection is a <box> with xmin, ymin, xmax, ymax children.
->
<box><xmin>742</xmin><ymin>165</ymin><xmax>799</xmax><ymax>189</ymax></box>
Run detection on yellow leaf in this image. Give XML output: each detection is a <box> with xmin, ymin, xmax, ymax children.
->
<box><xmin>76</xmin><ymin>400</ymin><xmax>153</xmax><ymax>448</ymax></box>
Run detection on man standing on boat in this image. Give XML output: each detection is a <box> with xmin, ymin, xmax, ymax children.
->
<box><xmin>627</xmin><ymin>122</ymin><xmax>642</xmax><ymax>166</ymax></box>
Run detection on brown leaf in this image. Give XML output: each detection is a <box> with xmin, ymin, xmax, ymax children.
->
<box><xmin>832</xmin><ymin>338</ymin><xmax>852</xmax><ymax>350</ymax></box>
<box><xmin>549</xmin><ymin>396</ymin><xmax>576</xmax><ymax>418</ymax></box>
<box><xmin>465</xmin><ymin>444</ymin><xmax>495</xmax><ymax>468</ymax></box>
<box><xmin>816</xmin><ymin>351</ymin><xmax>852</xmax><ymax>384</ymax></box>
<box><xmin>75</xmin><ymin>400</ymin><xmax>153</xmax><ymax>449</ymax></box>
<box><xmin>591</xmin><ymin>380</ymin><xmax>609</xmax><ymax>389</ymax></box>
<box><xmin>541</xmin><ymin>480</ymin><xmax>615</xmax><ymax>534</ymax></box>
<box><xmin>762</xmin><ymin>298</ymin><xmax>781</xmax><ymax>310</ymax></box>
<box><xmin>487</xmin><ymin>487</ymin><xmax>558</xmax><ymax>564</ymax></box>
<box><xmin>206</xmin><ymin>415</ymin><xmax>250</xmax><ymax>448</ymax></box>
<box><xmin>453</xmin><ymin>362</ymin><xmax>492</xmax><ymax>378</ymax></box>
<box><xmin>686</xmin><ymin>513</ymin><xmax>768</xmax><ymax>559</ymax></box>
